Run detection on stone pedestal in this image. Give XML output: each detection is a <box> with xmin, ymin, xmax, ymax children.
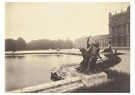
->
<box><xmin>82</xmin><ymin>72</ymin><xmax>108</xmax><ymax>87</ymax></box>
<box><xmin>70</xmin><ymin>70</ymin><xmax>108</xmax><ymax>87</ymax></box>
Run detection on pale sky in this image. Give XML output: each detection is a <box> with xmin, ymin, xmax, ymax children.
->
<box><xmin>5</xmin><ymin>2</ymin><xmax>130</xmax><ymax>42</ymax></box>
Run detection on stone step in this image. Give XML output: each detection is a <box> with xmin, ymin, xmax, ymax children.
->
<box><xmin>39</xmin><ymin>81</ymin><xmax>83</xmax><ymax>93</ymax></box>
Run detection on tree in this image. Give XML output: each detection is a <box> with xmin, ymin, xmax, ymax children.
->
<box><xmin>65</xmin><ymin>39</ymin><xmax>73</xmax><ymax>49</ymax></box>
<box><xmin>5</xmin><ymin>37</ymin><xmax>27</xmax><ymax>51</ymax></box>
<box><xmin>15</xmin><ymin>37</ymin><xmax>27</xmax><ymax>50</ymax></box>
<box><xmin>5</xmin><ymin>39</ymin><xmax>15</xmax><ymax>51</ymax></box>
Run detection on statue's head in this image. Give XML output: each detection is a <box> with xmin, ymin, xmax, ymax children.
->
<box><xmin>96</xmin><ymin>41</ymin><xmax>99</xmax><ymax>47</ymax></box>
<box><xmin>93</xmin><ymin>40</ymin><xmax>99</xmax><ymax>47</ymax></box>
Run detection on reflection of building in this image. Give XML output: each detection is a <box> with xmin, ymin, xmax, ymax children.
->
<box><xmin>74</xmin><ymin>34</ymin><xmax>109</xmax><ymax>48</ymax></box>
<box><xmin>109</xmin><ymin>6</ymin><xmax>130</xmax><ymax>47</ymax></box>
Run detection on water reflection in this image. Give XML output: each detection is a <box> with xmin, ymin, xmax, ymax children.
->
<box><xmin>31</xmin><ymin>54</ymin><xmax>63</xmax><ymax>58</ymax></box>
<box><xmin>5</xmin><ymin>54</ymin><xmax>82</xmax><ymax>91</ymax></box>
<box><xmin>5</xmin><ymin>55</ymin><xmax>25</xmax><ymax>59</ymax></box>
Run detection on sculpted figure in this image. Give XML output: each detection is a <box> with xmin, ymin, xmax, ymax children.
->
<box><xmin>78</xmin><ymin>37</ymin><xmax>91</xmax><ymax>72</ymax></box>
<box><xmin>79</xmin><ymin>47</ymin><xmax>89</xmax><ymax>72</ymax></box>
<box><xmin>78</xmin><ymin>36</ymin><xmax>101</xmax><ymax>73</ymax></box>
<box><xmin>86</xmin><ymin>41</ymin><xmax>101</xmax><ymax>72</ymax></box>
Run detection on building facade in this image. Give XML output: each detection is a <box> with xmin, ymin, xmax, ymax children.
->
<box><xmin>89</xmin><ymin>35</ymin><xmax>109</xmax><ymax>47</ymax></box>
<box><xmin>108</xmin><ymin>6</ymin><xmax>130</xmax><ymax>47</ymax></box>
<box><xmin>74</xmin><ymin>34</ymin><xmax>109</xmax><ymax>48</ymax></box>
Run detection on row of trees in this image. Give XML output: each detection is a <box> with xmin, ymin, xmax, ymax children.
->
<box><xmin>5</xmin><ymin>37</ymin><xmax>27</xmax><ymax>51</ymax></box>
<box><xmin>27</xmin><ymin>39</ymin><xmax>73</xmax><ymax>50</ymax></box>
<box><xmin>5</xmin><ymin>37</ymin><xmax>73</xmax><ymax>51</ymax></box>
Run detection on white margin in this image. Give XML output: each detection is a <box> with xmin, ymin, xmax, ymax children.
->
<box><xmin>0</xmin><ymin>1</ymin><xmax>5</xmax><ymax>94</ymax></box>
<box><xmin>0</xmin><ymin>0</ymin><xmax>134</xmax><ymax>95</ymax></box>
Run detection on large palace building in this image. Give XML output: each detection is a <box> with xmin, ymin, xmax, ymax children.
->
<box><xmin>108</xmin><ymin>6</ymin><xmax>130</xmax><ymax>47</ymax></box>
<box><xmin>74</xmin><ymin>6</ymin><xmax>130</xmax><ymax>48</ymax></box>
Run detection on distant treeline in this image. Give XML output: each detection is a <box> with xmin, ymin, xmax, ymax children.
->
<box><xmin>5</xmin><ymin>37</ymin><xmax>27</xmax><ymax>51</ymax></box>
<box><xmin>5</xmin><ymin>37</ymin><xmax>73</xmax><ymax>51</ymax></box>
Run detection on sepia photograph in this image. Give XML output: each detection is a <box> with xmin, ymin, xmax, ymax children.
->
<box><xmin>5</xmin><ymin>2</ymin><xmax>130</xmax><ymax>93</ymax></box>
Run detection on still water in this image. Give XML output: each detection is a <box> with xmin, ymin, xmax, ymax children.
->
<box><xmin>5</xmin><ymin>53</ymin><xmax>82</xmax><ymax>91</ymax></box>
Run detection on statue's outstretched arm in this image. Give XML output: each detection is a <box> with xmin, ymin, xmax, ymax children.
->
<box><xmin>86</xmin><ymin>36</ymin><xmax>91</xmax><ymax>48</ymax></box>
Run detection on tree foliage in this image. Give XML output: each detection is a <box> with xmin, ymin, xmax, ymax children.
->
<box><xmin>5</xmin><ymin>37</ymin><xmax>27</xmax><ymax>51</ymax></box>
<box><xmin>27</xmin><ymin>39</ymin><xmax>73</xmax><ymax>50</ymax></box>
<box><xmin>5</xmin><ymin>37</ymin><xmax>73</xmax><ymax>51</ymax></box>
